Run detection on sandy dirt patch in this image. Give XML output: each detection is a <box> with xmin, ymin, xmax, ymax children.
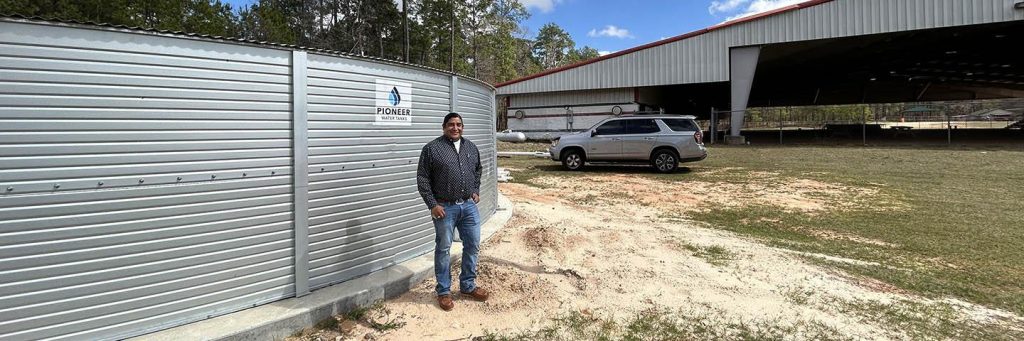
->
<box><xmin>289</xmin><ymin>174</ymin><xmax>1021</xmax><ymax>340</ymax></box>
<box><xmin>529</xmin><ymin>172</ymin><xmax>885</xmax><ymax>215</ymax></box>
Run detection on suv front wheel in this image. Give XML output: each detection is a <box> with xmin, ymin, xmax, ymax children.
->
<box><xmin>651</xmin><ymin>149</ymin><xmax>678</xmax><ymax>173</ymax></box>
<box><xmin>561</xmin><ymin>149</ymin><xmax>586</xmax><ymax>171</ymax></box>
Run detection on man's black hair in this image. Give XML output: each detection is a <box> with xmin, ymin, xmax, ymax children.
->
<box><xmin>443</xmin><ymin>112</ymin><xmax>462</xmax><ymax>127</ymax></box>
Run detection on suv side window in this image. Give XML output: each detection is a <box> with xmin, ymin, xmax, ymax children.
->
<box><xmin>594</xmin><ymin>120</ymin><xmax>628</xmax><ymax>135</ymax></box>
<box><xmin>627</xmin><ymin>119</ymin><xmax>660</xmax><ymax>134</ymax></box>
<box><xmin>663</xmin><ymin>119</ymin><xmax>699</xmax><ymax>132</ymax></box>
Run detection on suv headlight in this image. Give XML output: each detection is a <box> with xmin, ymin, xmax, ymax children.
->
<box><xmin>551</xmin><ymin>138</ymin><xmax>559</xmax><ymax>147</ymax></box>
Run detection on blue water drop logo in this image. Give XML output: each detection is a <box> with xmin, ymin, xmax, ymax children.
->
<box><xmin>388</xmin><ymin>87</ymin><xmax>401</xmax><ymax>106</ymax></box>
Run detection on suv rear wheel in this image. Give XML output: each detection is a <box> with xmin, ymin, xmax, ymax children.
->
<box><xmin>561</xmin><ymin>149</ymin><xmax>586</xmax><ymax>171</ymax></box>
<box><xmin>651</xmin><ymin>149</ymin><xmax>678</xmax><ymax>173</ymax></box>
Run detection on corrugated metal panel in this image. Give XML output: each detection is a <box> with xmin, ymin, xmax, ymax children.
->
<box><xmin>458</xmin><ymin>80</ymin><xmax>498</xmax><ymax>221</ymax></box>
<box><xmin>497</xmin><ymin>0</ymin><xmax>1024</xmax><ymax>94</ymax></box>
<box><xmin>304</xmin><ymin>54</ymin><xmax>452</xmax><ymax>290</ymax></box>
<box><xmin>0</xmin><ymin>21</ymin><xmax>295</xmax><ymax>341</ymax></box>
<box><xmin>509</xmin><ymin>88</ymin><xmax>633</xmax><ymax>108</ymax></box>
<box><xmin>0</xmin><ymin>18</ymin><xmax>498</xmax><ymax>341</ymax></box>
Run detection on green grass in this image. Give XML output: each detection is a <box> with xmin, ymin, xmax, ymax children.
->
<box><xmin>498</xmin><ymin>145</ymin><xmax>1024</xmax><ymax>316</ymax></box>
<box><xmin>342</xmin><ymin>301</ymin><xmax>406</xmax><ymax>332</ymax></box>
<box><xmin>828</xmin><ymin>296</ymin><xmax>1024</xmax><ymax>340</ymax></box>
<box><xmin>571</xmin><ymin>193</ymin><xmax>599</xmax><ymax>205</ymax></box>
<box><xmin>344</xmin><ymin>304</ymin><xmax>371</xmax><ymax>321</ymax></box>
<box><xmin>689</xmin><ymin>146</ymin><xmax>1024</xmax><ymax>316</ymax></box>
<box><xmin>313</xmin><ymin>316</ymin><xmax>340</xmax><ymax>331</ymax></box>
<box><xmin>677</xmin><ymin>241</ymin><xmax>738</xmax><ymax>266</ymax></box>
<box><xmin>477</xmin><ymin>309</ymin><xmax>851</xmax><ymax>341</ymax></box>
<box><xmin>783</xmin><ymin>287</ymin><xmax>815</xmax><ymax>306</ymax></box>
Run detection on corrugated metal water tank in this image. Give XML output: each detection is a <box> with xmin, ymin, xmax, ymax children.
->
<box><xmin>458</xmin><ymin>79</ymin><xmax>499</xmax><ymax>217</ymax></box>
<box><xmin>0</xmin><ymin>18</ymin><xmax>497</xmax><ymax>341</ymax></box>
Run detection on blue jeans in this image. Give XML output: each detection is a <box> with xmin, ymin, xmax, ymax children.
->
<box><xmin>432</xmin><ymin>200</ymin><xmax>481</xmax><ymax>296</ymax></box>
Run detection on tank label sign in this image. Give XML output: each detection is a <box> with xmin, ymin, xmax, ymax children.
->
<box><xmin>375</xmin><ymin>79</ymin><xmax>413</xmax><ymax>126</ymax></box>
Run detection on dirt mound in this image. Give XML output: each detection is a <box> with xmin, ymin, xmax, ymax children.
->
<box><xmin>521</xmin><ymin>225</ymin><xmax>562</xmax><ymax>251</ymax></box>
<box><xmin>474</xmin><ymin>263</ymin><xmax>558</xmax><ymax>313</ymax></box>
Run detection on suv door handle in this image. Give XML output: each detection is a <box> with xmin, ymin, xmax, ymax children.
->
<box><xmin>612</xmin><ymin>138</ymin><xmax>622</xmax><ymax>141</ymax></box>
<box><xmin>643</xmin><ymin>137</ymin><xmax>655</xmax><ymax>140</ymax></box>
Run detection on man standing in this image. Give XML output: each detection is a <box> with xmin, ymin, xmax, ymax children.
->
<box><xmin>417</xmin><ymin>112</ymin><xmax>490</xmax><ymax>311</ymax></box>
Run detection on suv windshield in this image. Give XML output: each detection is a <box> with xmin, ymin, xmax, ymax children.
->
<box><xmin>662</xmin><ymin>119</ymin><xmax>699</xmax><ymax>132</ymax></box>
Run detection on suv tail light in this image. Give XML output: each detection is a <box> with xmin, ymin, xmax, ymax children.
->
<box><xmin>694</xmin><ymin>130</ymin><xmax>703</xmax><ymax>144</ymax></box>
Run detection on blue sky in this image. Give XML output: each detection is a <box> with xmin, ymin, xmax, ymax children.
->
<box><xmin>223</xmin><ymin>0</ymin><xmax>804</xmax><ymax>55</ymax></box>
<box><xmin>519</xmin><ymin>0</ymin><xmax>805</xmax><ymax>55</ymax></box>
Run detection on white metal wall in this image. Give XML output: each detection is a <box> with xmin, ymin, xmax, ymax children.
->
<box><xmin>506</xmin><ymin>103</ymin><xmax>640</xmax><ymax>140</ymax></box>
<box><xmin>0</xmin><ymin>18</ymin><xmax>497</xmax><ymax>341</ymax></box>
<box><xmin>510</xmin><ymin>88</ymin><xmax>633</xmax><ymax>108</ymax></box>
<box><xmin>498</xmin><ymin>0</ymin><xmax>1024</xmax><ymax>94</ymax></box>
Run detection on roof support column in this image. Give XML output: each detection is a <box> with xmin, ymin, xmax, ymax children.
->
<box><xmin>729</xmin><ymin>46</ymin><xmax>760</xmax><ymax>143</ymax></box>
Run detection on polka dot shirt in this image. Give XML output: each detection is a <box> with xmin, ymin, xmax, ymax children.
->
<box><xmin>417</xmin><ymin>136</ymin><xmax>482</xmax><ymax>209</ymax></box>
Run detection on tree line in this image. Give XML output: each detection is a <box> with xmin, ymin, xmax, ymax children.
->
<box><xmin>0</xmin><ymin>0</ymin><xmax>601</xmax><ymax>84</ymax></box>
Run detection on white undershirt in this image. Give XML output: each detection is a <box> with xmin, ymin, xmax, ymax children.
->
<box><xmin>453</xmin><ymin>138</ymin><xmax>462</xmax><ymax>154</ymax></box>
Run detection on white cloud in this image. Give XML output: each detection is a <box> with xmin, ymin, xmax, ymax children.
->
<box><xmin>598</xmin><ymin>50</ymin><xmax>612</xmax><ymax>56</ymax></box>
<box><xmin>709</xmin><ymin>0</ymin><xmax>806</xmax><ymax>21</ymax></box>
<box><xmin>519</xmin><ymin>0</ymin><xmax>562</xmax><ymax>13</ymax></box>
<box><xmin>587</xmin><ymin>25</ymin><xmax>634</xmax><ymax>39</ymax></box>
<box><xmin>708</xmin><ymin>0</ymin><xmax>748</xmax><ymax>14</ymax></box>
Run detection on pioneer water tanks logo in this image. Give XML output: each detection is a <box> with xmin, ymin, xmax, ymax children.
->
<box><xmin>375</xmin><ymin>80</ymin><xmax>412</xmax><ymax>126</ymax></box>
<box><xmin>388</xmin><ymin>87</ymin><xmax>401</xmax><ymax>106</ymax></box>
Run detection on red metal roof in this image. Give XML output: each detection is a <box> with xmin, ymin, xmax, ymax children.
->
<box><xmin>494</xmin><ymin>0</ymin><xmax>835</xmax><ymax>88</ymax></box>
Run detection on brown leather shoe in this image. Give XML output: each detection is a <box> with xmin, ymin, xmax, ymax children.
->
<box><xmin>437</xmin><ymin>295</ymin><xmax>454</xmax><ymax>311</ymax></box>
<box><xmin>462</xmin><ymin>287</ymin><xmax>489</xmax><ymax>302</ymax></box>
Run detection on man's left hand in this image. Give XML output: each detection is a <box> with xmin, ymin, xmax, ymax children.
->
<box><xmin>472</xmin><ymin>193</ymin><xmax>480</xmax><ymax>203</ymax></box>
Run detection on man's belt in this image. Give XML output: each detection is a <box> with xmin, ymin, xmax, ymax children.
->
<box><xmin>437</xmin><ymin>197</ymin><xmax>470</xmax><ymax>205</ymax></box>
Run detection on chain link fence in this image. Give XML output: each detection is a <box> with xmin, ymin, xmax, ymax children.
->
<box><xmin>702</xmin><ymin>98</ymin><xmax>1024</xmax><ymax>145</ymax></box>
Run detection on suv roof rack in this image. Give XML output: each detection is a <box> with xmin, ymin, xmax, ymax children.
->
<box><xmin>617</xmin><ymin>112</ymin><xmax>697</xmax><ymax>119</ymax></box>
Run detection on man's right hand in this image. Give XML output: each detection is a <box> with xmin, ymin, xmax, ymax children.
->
<box><xmin>431</xmin><ymin>205</ymin><xmax>446</xmax><ymax>219</ymax></box>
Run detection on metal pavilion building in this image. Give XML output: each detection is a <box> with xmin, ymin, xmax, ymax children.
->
<box><xmin>497</xmin><ymin>0</ymin><xmax>1024</xmax><ymax>142</ymax></box>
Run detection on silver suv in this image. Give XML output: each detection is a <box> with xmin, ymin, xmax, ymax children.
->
<box><xmin>548</xmin><ymin>115</ymin><xmax>707</xmax><ymax>173</ymax></box>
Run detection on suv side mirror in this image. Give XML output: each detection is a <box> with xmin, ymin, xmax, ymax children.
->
<box><xmin>590</xmin><ymin>130</ymin><xmax>597</xmax><ymax>137</ymax></box>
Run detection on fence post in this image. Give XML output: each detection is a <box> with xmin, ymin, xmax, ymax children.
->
<box><xmin>710</xmin><ymin>107</ymin><xmax>717</xmax><ymax>144</ymax></box>
<box><xmin>862</xmin><ymin>105</ymin><xmax>867</xmax><ymax>146</ymax></box>
<box><xmin>947</xmin><ymin>110</ymin><xmax>952</xmax><ymax>145</ymax></box>
<box><xmin>776</xmin><ymin>108</ymin><xmax>781</xmax><ymax>144</ymax></box>
<box><xmin>291</xmin><ymin>51</ymin><xmax>310</xmax><ymax>297</ymax></box>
